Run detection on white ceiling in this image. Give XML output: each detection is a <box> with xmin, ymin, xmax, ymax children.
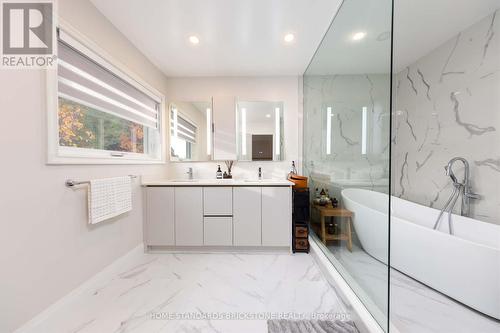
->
<box><xmin>305</xmin><ymin>0</ymin><xmax>392</xmax><ymax>75</ymax></box>
<box><xmin>394</xmin><ymin>0</ymin><xmax>500</xmax><ymax>72</ymax></box>
<box><xmin>302</xmin><ymin>0</ymin><xmax>500</xmax><ymax>76</ymax></box>
<box><xmin>90</xmin><ymin>0</ymin><xmax>342</xmax><ymax>77</ymax></box>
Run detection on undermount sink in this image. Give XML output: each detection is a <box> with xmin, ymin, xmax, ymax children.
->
<box><xmin>244</xmin><ymin>179</ymin><xmax>278</xmax><ymax>182</ymax></box>
<box><xmin>169</xmin><ymin>179</ymin><xmax>199</xmax><ymax>182</ymax></box>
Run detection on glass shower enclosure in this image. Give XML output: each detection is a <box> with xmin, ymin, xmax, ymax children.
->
<box><xmin>303</xmin><ymin>0</ymin><xmax>392</xmax><ymax>330</ymax></box>
<box><xmin>304</xmin><ymin>0</ymin><xmax>500</xmax><ymax>332</ymax></box>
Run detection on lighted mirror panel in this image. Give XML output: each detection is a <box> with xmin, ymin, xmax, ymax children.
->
<box><xmin>236</xmin><ymin>101</ymin><xmax>284</xmax><ymax>161</ymax></box>
<box><xmin>170</xmin><ymin>101</ymin><xmax>213</xmax><ymax>162</ymax></box>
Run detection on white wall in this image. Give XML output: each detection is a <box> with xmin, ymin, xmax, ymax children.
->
<box><xmin>165</xmin><ymin>77</ymin><xmax>301</xmax><ymax>180</ymax></box>
<box><xmin>0</xmin><ymin>0</ymin><xmax>169</xmax><ymax>331</ymax></box>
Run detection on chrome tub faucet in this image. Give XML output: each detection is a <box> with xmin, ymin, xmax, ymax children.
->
<box><xmin>433</xmin><ymin>157</ymin><xmax>480</xmax><ymax>234</ymax></box>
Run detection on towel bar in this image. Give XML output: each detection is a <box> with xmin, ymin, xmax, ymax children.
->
<box><xmin>65</xmin><ymin>175</ymin><xmax>137</xmax><ymax>187</ymax></box>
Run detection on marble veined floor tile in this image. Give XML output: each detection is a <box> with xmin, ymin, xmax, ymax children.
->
<box><xmin>328</xmin><ymin>243</ymin><xmax>500</xmax><ymax>333</ymax></box>
<box><xmin>20</xmin><ymin>251</ymin><xmax>351</xmax><ymax>333</ymax></box>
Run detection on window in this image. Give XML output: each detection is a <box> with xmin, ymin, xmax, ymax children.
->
<box><xmin>48</xmin><ymin>28</ymin><xmax>164</xmax><ymax>163</ymax></box>
<box><xmin>170</xmin><ymin>106</ymin><xmax>197</xmax><ymax>161</ymax></box>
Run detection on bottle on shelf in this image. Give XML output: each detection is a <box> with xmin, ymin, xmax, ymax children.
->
<box><xmin>319</xmin><ymin>188</ymin><xmax>327</xmax><ymax>206</ymax></box>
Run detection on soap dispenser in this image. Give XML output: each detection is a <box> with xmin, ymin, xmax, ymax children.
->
<box><xmin>216</xmin><ymin>165</ymin><xmax>223</xmax><ymax>179</ymax></box>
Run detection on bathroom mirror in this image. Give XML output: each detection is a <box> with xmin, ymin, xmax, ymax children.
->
<box><xmin>170</xmin><ymin>101</ymin><xmax>213</xmax><ymax>162</ymax></box>
<box><xmin>236</xmin><ymin>101</ymin><xmax>284</xmax><ymax>161</ymax></box>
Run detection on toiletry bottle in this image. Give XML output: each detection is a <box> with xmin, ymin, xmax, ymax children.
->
<box><xmin>289</xmin><ymin>161</ymin><xmax>297</xmax><ymax>175</ymax></box>
<box><xmin>320</xmin><ymin>188</ymin><xmax>326</xmax><ymax>205</ymax></box>
<box><xmin>216</xmin><ymin>165</ymin><xmax>223</xmax><ymax>179</ymax></box>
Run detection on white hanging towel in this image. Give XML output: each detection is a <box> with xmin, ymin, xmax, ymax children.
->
<box><xmin>87</xmin><ymin>176</ymin><xmax>132</xmax><ymax>224</ymax></box>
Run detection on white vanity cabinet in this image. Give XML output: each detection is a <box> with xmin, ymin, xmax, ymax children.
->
<box><xmin>233</xmin><ymin>187</ymin><xmax>262</xmax><ymax>246</ymax></box>
<box><xmin>175</xmin><ymin>187</ymin><xmax>203</xmax><ymax>246</ymax></box>
<box><xmin>203</xmin><ymin>187</ymin><xmax>233</xmax><ymax>215</ymax></box>
<box><xmin>262</xmin><ymin>187</ymin><xmax>291</xmax><ymax>246</ymax></box>
<box><xmin>143</xmin><ymin>181</ymin><xmax>292</xmax><ymax>250</ymax></box>
<box><xmin>145</xmin><ymin>187</ymin><xmax>175</xmax><ymax>246</ymax></box>
<box><xmin>203</xmin><ymin>187</ymin><xmax>233</xmax><ymax>246</ymax></box>
<box><xmin>204</xmin><ymin>217</ymin><xmax>233</xmax><ymax>246</ymax></box>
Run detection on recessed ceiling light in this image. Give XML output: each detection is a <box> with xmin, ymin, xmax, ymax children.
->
<box><xmin>284</xmin><ymin>33</ymin><xmax>295</xmax><ymax>43</ymax></box>
<box><xmin>189</xmin><ymin>35</ymin><xmax>200</xmax><ymax>45</ymax></box>
<box><xmin>265</xmin><ymin>114</ymin><xmax>271</xmax><ymax>118</ymax></box>
<box><xmin>351</xmin><ymin>31</ymin><xmax>366</xmax><ymax>41</ymax></box>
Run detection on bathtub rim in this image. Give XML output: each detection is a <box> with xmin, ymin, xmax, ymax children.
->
<box><xmin>341</xmin><ymin>188</ymin><xmax>500</xmax><ymax>252</ymax></box>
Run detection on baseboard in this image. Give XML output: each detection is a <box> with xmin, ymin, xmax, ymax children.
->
<box><xmin>309</xmin><ymin>239</ymin><xmax>397</xmax><ymax>333</ymax></box>
<box><xmin>14</xmin><ymin>243</ymin><xmax>145</xmax><ymax>333</ymax></box>
<box><xmin>146</xmin><ymin>245</ymin><xmax>291</xmax><ymax>253</ymax></box>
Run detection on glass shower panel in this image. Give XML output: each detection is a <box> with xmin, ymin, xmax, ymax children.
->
<box><xmin>391</xmin><ymin>2</ymin><xmax>500</xmax><ymax>332</ymax></box>
<box><xmin>303</xmin><ymin>0</ymin><xmax>392</xmax><ymax>330</ymax></box>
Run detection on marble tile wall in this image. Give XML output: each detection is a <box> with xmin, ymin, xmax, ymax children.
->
<box><xmin>393</xmin><ymin>10</ymin><xmax>499</xmax><ymax>225</ymax></box>
<box><xmin>303</xmin><ymin>74</ymin><xmax>391</xmax><ymax>191</ymax></box>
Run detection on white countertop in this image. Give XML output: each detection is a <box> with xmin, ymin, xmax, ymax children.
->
<box><xmin>142</xmin><ymin>178</ymin><xmax>294</xmax><ymax>186</ymax></box>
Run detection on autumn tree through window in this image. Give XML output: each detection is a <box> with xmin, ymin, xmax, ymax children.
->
<box><xmin>53</xmin><ymin>29</ymin><xmax>162</xmax><ymax>162</ymax></box>
<box><xmin>58</xmin><ymin>98</ymin><xmax>145</xmax><ymax>153</ymax></box>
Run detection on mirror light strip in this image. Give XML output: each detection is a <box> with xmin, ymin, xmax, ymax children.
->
<box><xmin>206</xmin><ymin>108</ymin><xmax>211</xmax><ymax>155</ymax></box>
<box><xmin>326</xmin><ymin>107</ymin><xmax>332</xmax><ymax>155</ymax></box>
<box><xmin>362</xmin><ymin>106</ymin><xmax>367</xmax><ymax>155</ymax></box>
<box><xmin>241</xmin><ymin>108</ymin><xmax>247</xmax><ymax>156</ymax></box>
<box><xmin>275</xmin><ymin>107</ymin><xmax>281</xmax><ymax>156</ymax></box>
<box><xmin>172</xmin><ymin>107</ymin><xmax>178</xmax><ymax>145</ymax></box>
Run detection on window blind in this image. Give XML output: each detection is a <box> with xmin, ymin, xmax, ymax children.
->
<box><xmin>171</xmin><ymin>110</ymin><xmax>197</xmax><ymax>144</ymax></box>
<box><xmin>57</xmin><ymin>32</ymin><xmax>160</xmax><ymax>129</ymax></box>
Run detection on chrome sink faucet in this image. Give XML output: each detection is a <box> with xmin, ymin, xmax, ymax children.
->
<box><xmin>187</xmin><ymin>167</ymin><xmax>193</xmax><ymax>180</ymax></box>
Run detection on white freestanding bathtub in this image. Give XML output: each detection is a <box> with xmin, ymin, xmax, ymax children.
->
<box><xmin>341</xmin><ymin>188</ymin><xmax>500</xmax><ymax>320</ymax></box>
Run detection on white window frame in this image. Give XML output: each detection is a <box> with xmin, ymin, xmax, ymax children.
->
<box><xmin>46</xmin><ymin>22</ymin><xmax>166</xmax><ymax>165</ymax></box>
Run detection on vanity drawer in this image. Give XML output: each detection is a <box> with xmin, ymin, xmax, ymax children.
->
<box><xmin>203</xmin><ymin>187</ymin><xmax>233</xmax><ymax>215</ymax></box>
<box><xmin>204</xmin><ymin>217</ymin><xmax>233</xmax><ymax>246</ymax></box>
